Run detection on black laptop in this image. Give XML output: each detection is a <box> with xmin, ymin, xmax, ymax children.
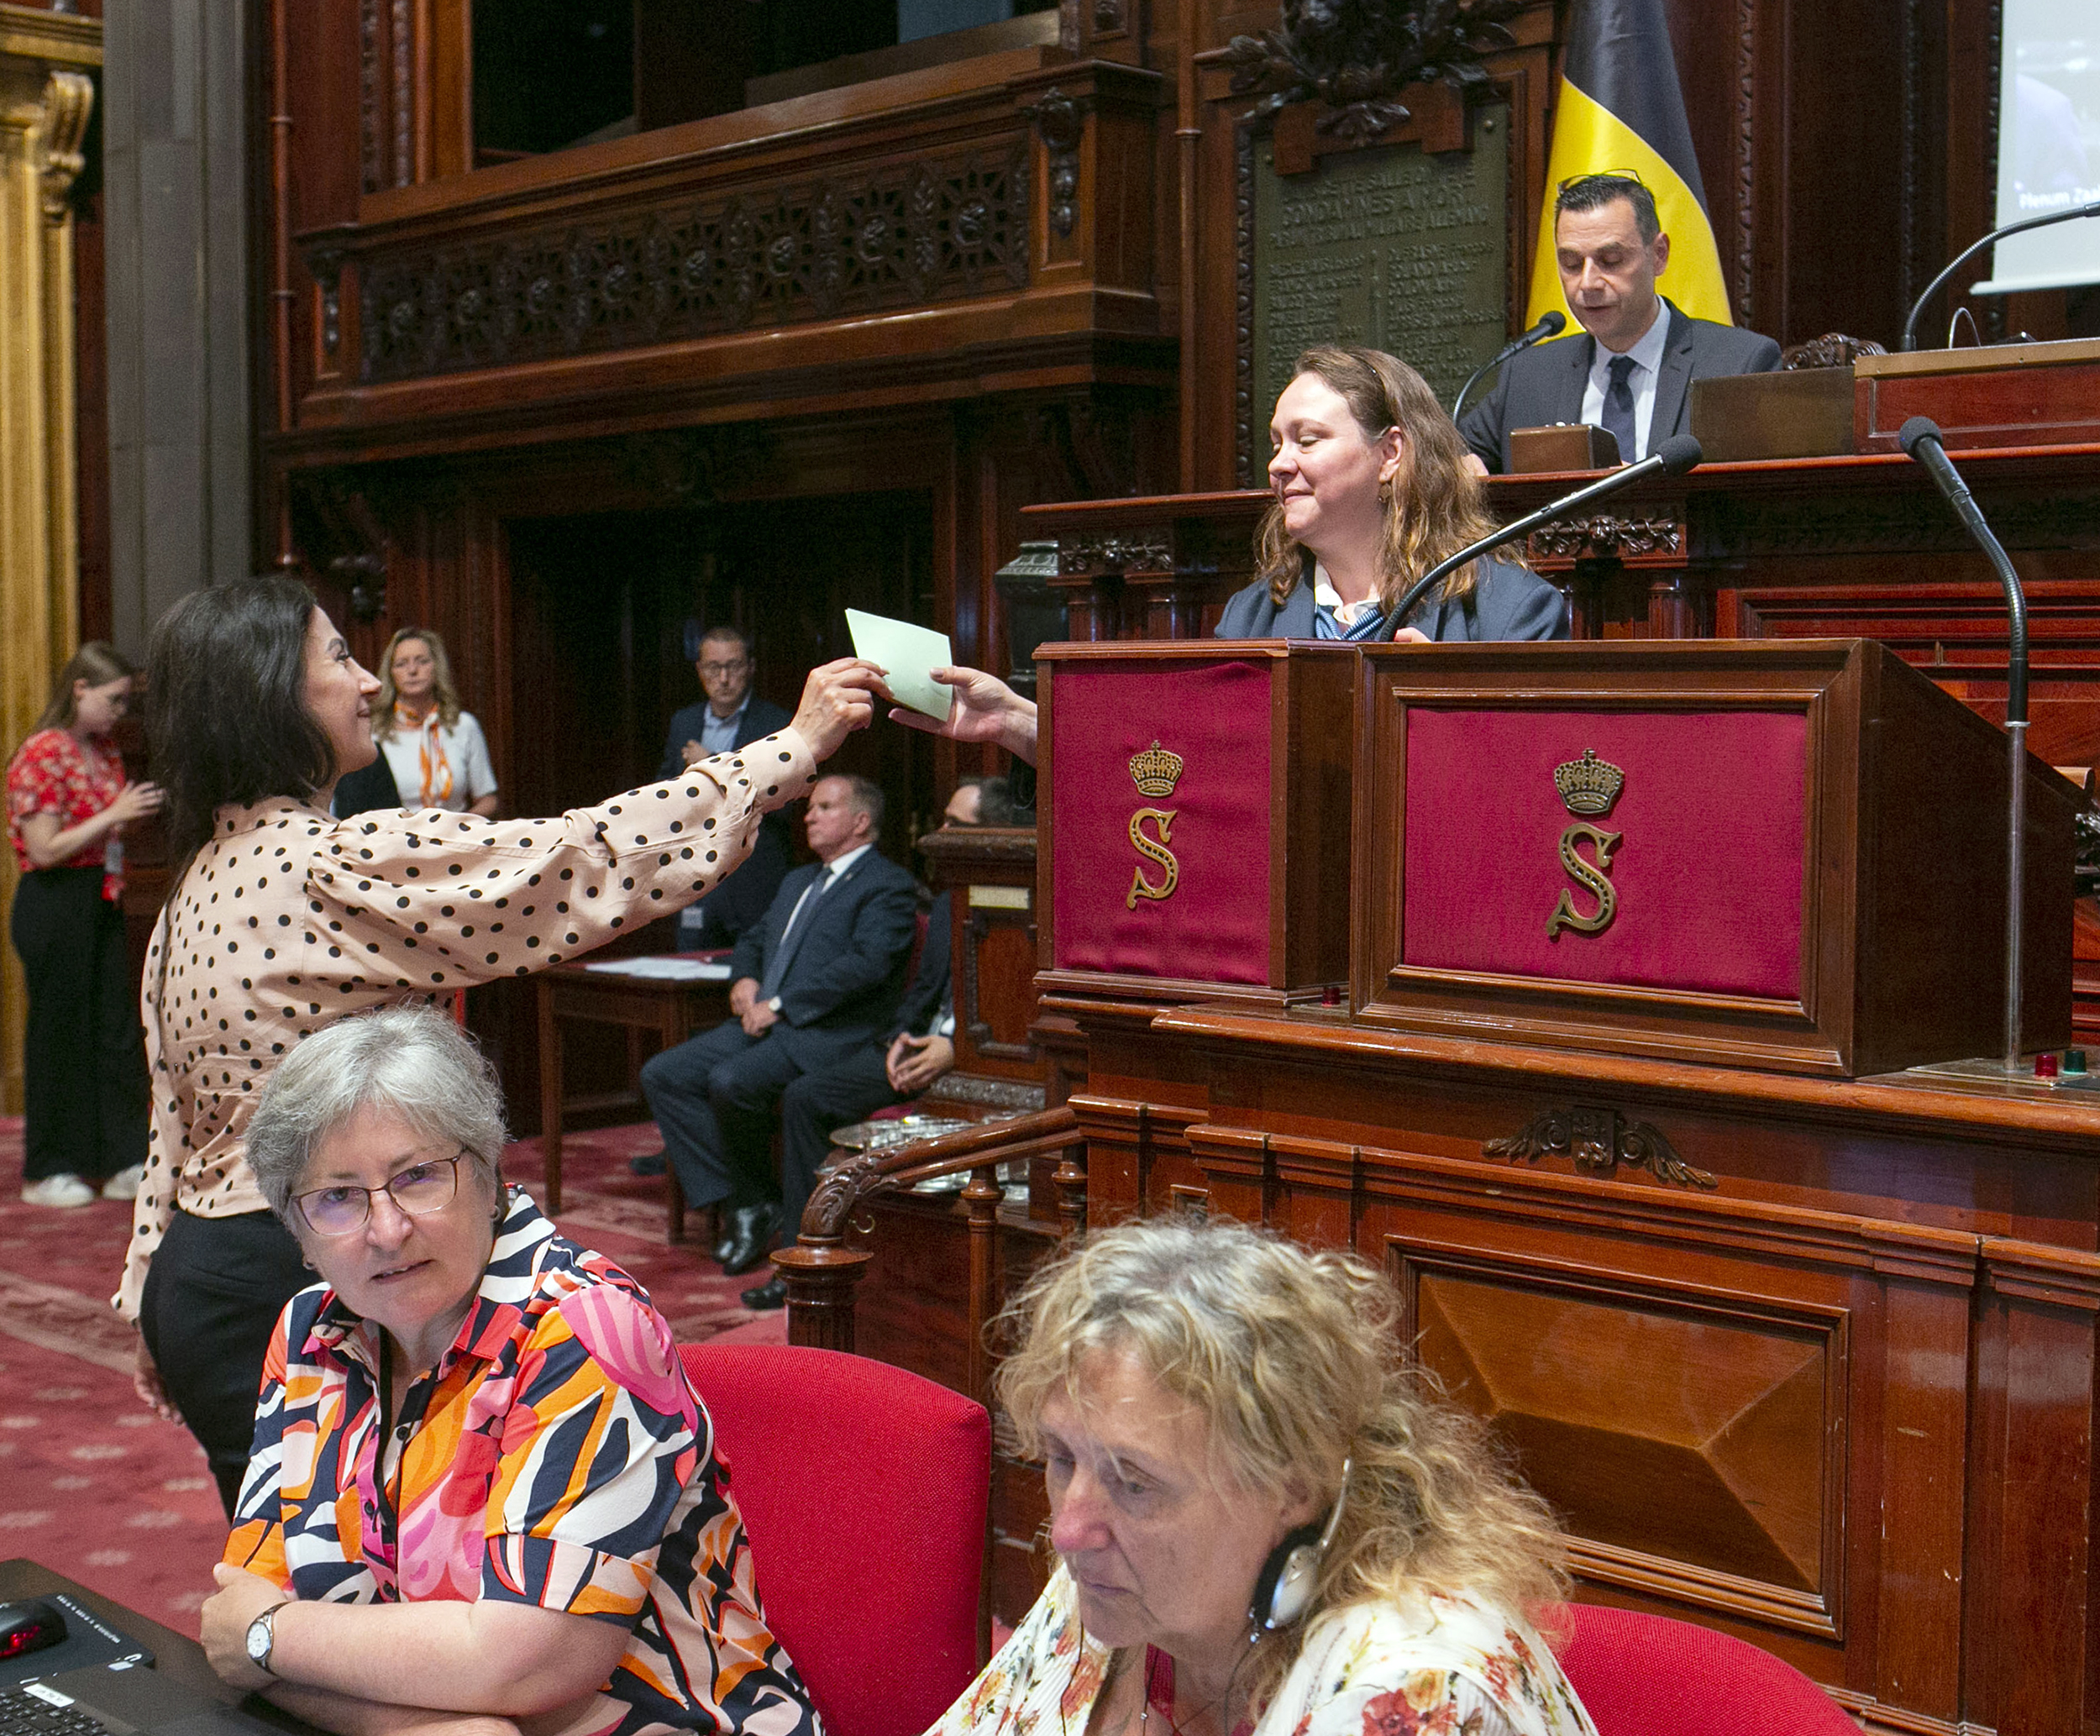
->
<box><xmin>0</xmin><ymin>1598</ymin><xmax>281</xmax><ymax>1736</ymax></box>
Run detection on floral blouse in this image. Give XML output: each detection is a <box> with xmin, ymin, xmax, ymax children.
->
<box><xmin>6</xmin><ymin>726</ymin><xmax>127</xmax><ymax>896</ymax></box>
<box><xmin>224</xmin><ymin>1191</ymin><xmax>818</xmax><ymax>1736</ymax></box>
<box><xmin>929</xmin><ymin>1568</ymin><xmax>1597</xmax><ymax>1736</ymax></box>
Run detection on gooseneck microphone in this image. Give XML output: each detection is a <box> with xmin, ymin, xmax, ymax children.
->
<box><xmin>1900</xmin><ymin>199</ymin><xmax>2100</xmax><ymax>351</ymax></box>
<box><xmin>1376</xmin><ymin>433</ymin><xmax>1704</xmax><ymax>640</ymax></box>
<box><xmin>1452</xmin><ymin>311</ymin><xmax>1567</xmax><ymax>423</ymax></box>
<box><xmin>1898</xmin><ymin>415</ymin><xmax>2031</xmax><ymax>1068</ymax></box>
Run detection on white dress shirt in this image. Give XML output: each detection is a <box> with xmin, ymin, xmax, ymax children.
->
<box><xmin>1578</xmin><ymin>302</ymin><xmax>1673</xmax><ymax>462</ymax></box>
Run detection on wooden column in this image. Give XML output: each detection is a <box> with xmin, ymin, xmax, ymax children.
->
<box><xmin>0</xmin><ymin>6</ymin><xmax>99</xmax><ymax>1115</ymax></box>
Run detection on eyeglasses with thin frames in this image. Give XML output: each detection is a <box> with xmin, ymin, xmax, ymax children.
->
<box><xmin>698</xmin><ymin>661</ymin><xmax>751</xmax><ymax>677</ymax></box>
<box><xmin>293</xmin><ymin>1148</ymin><xmax>472</xmax><ymax>1237</ymax></box>
<box><xmin>1558</xmin><ymin>169</ymin><xmax>1647</xmax><ymax>193</ymax></box>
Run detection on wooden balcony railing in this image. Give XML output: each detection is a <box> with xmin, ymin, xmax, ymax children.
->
<box><xmin>777</xmin><ymin>1104</ymin><xmax>1082</xmax><ymax>1406</ymax></box>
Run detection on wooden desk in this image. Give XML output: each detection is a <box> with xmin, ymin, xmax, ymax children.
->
<box><xmin>533</xmin><ymin>957</ymin><xmax>730</xmax><ymax>1215</ymax></box>
<box><xmin>0</xmin><ymin>1559</ymin><xmax>309</xmax><ymax>1730</ymax></box>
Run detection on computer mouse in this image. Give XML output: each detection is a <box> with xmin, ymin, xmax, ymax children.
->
<box><xmin>0</xmin><ymin>1600</ymin><xmax>66</xmax><ymax>1661</ymax></box>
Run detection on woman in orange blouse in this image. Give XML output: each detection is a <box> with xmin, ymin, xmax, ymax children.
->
<box><xmin>126</xmin><ymin>574</ymin><xmax>879</xmax><ymax>1515</ymax></box>
<box><xmin>5</xmin><ymin>643</ymin><xmax>164</xmax><ymax>1208</ymax></box>
<box><xmin>202</xmin><ymin>1005</ymin><xmax>816</xmax><ymax>1736</ymax></box>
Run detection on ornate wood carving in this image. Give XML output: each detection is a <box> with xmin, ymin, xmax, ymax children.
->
<box><xmin>1780</xmin><ymin>333</ymin><xmax>1887</xmax><ymax>370</ymax></box>
<box><xmin>925</xmin><ymin>1073</ymin><xmax>1047</xmax><ymax>1113</ymax></box>
<box><xmin>1234</xmin><ymin>126</ymin><xmax>1257</xmax><ymax>485</ymax></box>
<box><xmin>1483</xmin><ymin>1104</ymin><xmax>1718</xmax><ymax>1190</ymax></box>
<box><xmin>1220</xmin><ymin>0</ymin><xmax>1522</xmax><ymax>141</ymax></box>
<box><xmin>1528</xmin><ymin>514</ymin><xmax>1684</xmax><ymax>560</ymax></box>
<box><xmin>36</xmin><ymin>71</ymin><xmax>92</xmax><ymax>220</ymax></box>
<box><xmin>390</xmin><ymin>0</ymin><xmax>412</xmax><ymax>190</ymax></box>
<box><xmin>1093</xmin><ymin>0</ymin><xmax>1128</xmax><ymax>36</ymax></box>
<box><xmin>360</xmin><ymin>0</ymin><xmax>384</xmax><ymax>194</ymax></box>
<box><xmin>358</xmin><ymin>144</ymin><xmax>1029</xmax><ymax>382</ymax></box>
<box><xmin>1058</xmin><ymin>530</ymin><xmax>1173</xmax><ymax>574</ymax></box>
<box><xmin>1028</xmin><ymin>89</ymin><xmax>1086</xmax><ymax>239</ymax></box>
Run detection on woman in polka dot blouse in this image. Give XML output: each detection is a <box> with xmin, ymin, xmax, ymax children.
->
<box><xmin>120</xmin><ymin>574</ymin><xmax>879</xmax><ymax>1514</ymax></box>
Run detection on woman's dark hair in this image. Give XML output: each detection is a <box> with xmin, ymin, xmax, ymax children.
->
<box><xmin>32</xmin><ymin>642</ymin><xmax>136</xmax><ymax>734</ymax></box>
<box><xmin>146</xmin><ymin>575</ymin><xmax>334</xmax><ymax>872</ymax></box>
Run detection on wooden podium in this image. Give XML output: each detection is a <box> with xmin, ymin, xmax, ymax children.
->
<box><xmin>1038</xmin><ymin>636</ymin><xmax>2075</xmax><ymax>1076</ymax></box>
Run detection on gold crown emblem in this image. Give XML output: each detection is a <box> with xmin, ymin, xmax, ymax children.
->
<box><xmin>1553</xmin><ymin>748</ymin><xmax>1625</xmax><ymax>816</ymax></box>
<box><xmin>1128</xmin><ymin>740</ymin><xmax>1184</xmax><ymax>799</ymax></box>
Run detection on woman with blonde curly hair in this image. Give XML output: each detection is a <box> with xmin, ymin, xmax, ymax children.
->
<box><xmin>370</xmin><ymin>626</ymin><xmax>498</xmax><ymax>816</ymax></box>
<box><xmin>1216</xmin><ymin>346</ymin><xmax>1567</xmax><ymax>643</ymax></box>
<box><xmin>932</xmin><ymin>1215</ymin><xmax>1595</xmax><ymax>1736</ymax></box>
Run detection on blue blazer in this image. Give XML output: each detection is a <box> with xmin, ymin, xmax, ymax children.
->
<box><xmin>662</xmin><ymin>695</ymin><xmax>795</xmax><ymax>936</ymax></box>
<box><xmin>1212</xmin><ymin>554</ymin><xmax>1568</xmax><ymax>642</ymax></box>
<box><xmin>727</xmin><ymin>848</ymin><xmax>920</xmax><ymax>1068</ymax></box>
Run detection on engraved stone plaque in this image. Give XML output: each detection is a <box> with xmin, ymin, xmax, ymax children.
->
<box><xmin>1247</xmin><ymin>104</ymin><xmax>1509</xmax><ymax>470</ymax></box>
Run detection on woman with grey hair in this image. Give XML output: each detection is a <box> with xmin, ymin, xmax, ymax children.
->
<box><xmin>197</xmin><ymin>1005</ymin><xmax>817</xmax><ymax>1736</ymax></box>
<box><xmin>930</xmin><ymin>1215</ymin><xmax>1595</xmax><ymax>1736</ymax></box>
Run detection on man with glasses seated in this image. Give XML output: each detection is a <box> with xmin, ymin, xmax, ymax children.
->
<box><xmin>202</xmin><ymin>1004</ymin><xmax>819</xmax><ymax>1736</ymax></box>
<box><xmin>1458</xmin><ymin>172</ymin><xmax>1780</xmax><ymax>475</ymax></box>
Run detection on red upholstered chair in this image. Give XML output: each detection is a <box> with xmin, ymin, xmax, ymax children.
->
<box><xmin>1551</xmin><ymin>1603</ymin><xmax>1859</xmax><ymax>1735</ymax></box>
<box><xmin>677</xmin><ymin>1342</ymin><xmax>990</xmax><ymax>1736</ymax></box>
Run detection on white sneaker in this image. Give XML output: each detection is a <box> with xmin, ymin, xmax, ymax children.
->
<box><xmin>101</xmin><ymin>1165</ymin><xmax>144</xmax><ymax>1202</ymax></box>
<box><xmin>21</xmin><ymin>1174</ymin><xmax>96</xmax><ymax>1208</ymax></box>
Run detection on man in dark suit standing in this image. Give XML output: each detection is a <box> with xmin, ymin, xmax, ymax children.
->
<box><xmin>639</xmin><ymin>773</ymin><xmax>917</xmax><ymax>1280</ymax></box>
<box><xmin>662</xmin><ymin>626</ymin><xmax>795</xmax><ymax>945</ymax></box>
<box><xmin>1459</xmin><ymin>175</ymin><xmax>1781</xmax><ymax>474</ymax></box>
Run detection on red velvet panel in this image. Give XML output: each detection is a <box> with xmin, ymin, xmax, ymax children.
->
<box><xmin>1401</xmin><ymin>709</ymin><xmax>1808</xmax><ymax>1000</ymax></box>
<box><xmin>1052</xmin><ymin>661</ymin><xmax>1273</xmax><ymax>984</ymax></box>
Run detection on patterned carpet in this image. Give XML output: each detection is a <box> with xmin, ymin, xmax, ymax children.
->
<box><xmin>0</xmin><ymin>1115</ymin><xmax>783</xmax><ymax>1636</ymax></box>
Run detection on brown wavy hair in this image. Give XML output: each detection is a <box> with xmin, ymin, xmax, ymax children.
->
<box><xmin>995</xmin><ymin>1215</ymin><xmax>1569</xmax><ymax>1709</ymax></box>
<box><xmin>1256</xmin><ymin>345</ymin><xmax>1509</xmax><ymax>624</ymax></box>
<box><xmin>32</xmin><ymin>641</ymin><xmax>136</xmax><ymax>734</ymax></box>
<box><xmin>374</xmin><ymin>625</ymin><xmax>464</xmax><ymax>737</ymax></box>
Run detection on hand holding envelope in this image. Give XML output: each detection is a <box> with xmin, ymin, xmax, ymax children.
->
<box><xmin>846</xmin><ymin>609</ymin><xmax>1040</xmax><ymax>764</ymax></box>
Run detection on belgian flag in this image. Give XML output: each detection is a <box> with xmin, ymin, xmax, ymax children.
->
<box><xmin>1526</xmin><ymin>0</ymin><xmax>1734</xmax><ymax>328</ymax></box>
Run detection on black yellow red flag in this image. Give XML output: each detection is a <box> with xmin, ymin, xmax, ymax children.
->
<box><xmin>1528</xmin><ymin>0</ymin><xmax>1733</xmax><ymax>326</ymax></box>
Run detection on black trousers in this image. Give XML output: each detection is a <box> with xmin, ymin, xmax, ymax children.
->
<box><xmin>139</xmin><ymin>1207</ymin><xmax>310</xmax><ymax>1518</ymax></box>
<box><xmin>8</xmin><ymin>867</ymin><xmax>148</xmax><ymax>1183</ymax></box>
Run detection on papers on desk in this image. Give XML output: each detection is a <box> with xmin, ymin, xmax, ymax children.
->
<box><xmin>582</xmin><ymin>957</ymin><xmax>732</xmax><ymax>981</ymax></box>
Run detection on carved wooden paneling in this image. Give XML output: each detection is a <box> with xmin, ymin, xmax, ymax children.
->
<box><xmin>360</xmin><ymin>144</ymin><xmax>1029</xmax><ymax>382</ymax></box>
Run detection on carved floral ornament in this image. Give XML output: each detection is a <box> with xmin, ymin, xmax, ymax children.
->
<box><xmin>357</xmin><ymin>145</ymin><xmax>1027</xmax><ymax>383</ymax></box>
<box><xmin>35</xmin><ymin>71</ymin><xmax>93</xmax><ymax>223</ymax></box>
<box><xmin>1221</xmin><ymin>0</ymin><xmax>1523</xmax><ymax>142</ymax></box>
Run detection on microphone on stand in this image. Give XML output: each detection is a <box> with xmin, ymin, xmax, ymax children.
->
<box><xmin>1452</xmin><ymin>311</ymin><xmax>1567</xmax><ymax>423</ymax></box>
<box><xmin>1376</xmin><ymin>433</ymin><xmax>1704</xmax><ymax>640</ymax></box>
<box><xmin>1900</xmin><ymin>198</ymin><xmax>2100</xmax><ymax>350</ymax></box>
<box><xmin>1898</xmin><ymin>415</ymin><xmax>2032</xmax><ymax>1068</ymax></box>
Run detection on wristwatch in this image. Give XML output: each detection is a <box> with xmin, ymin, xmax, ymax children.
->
<box><xmin>767</xmin><ymin>995</ymin><xmax>782</xmax><ymax>1014</ymax></box>
<box><xmin>245</xmin><ymin>1602</ymin><xmax>290</xmax><ymax>1676</ymax></box>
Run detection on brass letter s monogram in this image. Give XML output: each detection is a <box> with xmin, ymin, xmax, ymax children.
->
<box><xmin>1126</xmin><ymin>807</ymin><xmax>1179</xmax><ymax>910</ymax></box>
<box><xmin>1546</xmin><ymin>821</ymin><xmax>1620</xmax><ymax>939</ymax></box>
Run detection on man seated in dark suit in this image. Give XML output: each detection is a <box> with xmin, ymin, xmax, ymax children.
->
<box><xmin>639</xmin><ymin>773</ymin><xmax>917</xmax><ymax>1282</ymax></box>
<box><xmin>663</xmin><ymin>625</ymin><xmax>795</xmax><ymax>946</ymax></box>
<box><xmin>1459</xmin><ymin>173</ymin><xmax>1781</xmax><ymax>474</ymax></box>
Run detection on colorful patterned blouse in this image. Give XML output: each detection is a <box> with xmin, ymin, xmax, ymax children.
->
<box><xmin>6</xmin><ymin>726</ymin><xmax>127</xmax><ymax>896</ymax></box>
<box><xmin>931</xmin><ymin>1567</ymin><xmax>1598</xmax><ymax>1736</ymax></box>
<box><xmin>223</xmin><ymin>1192</ymin><xmax>819</xmax><ymax>1736</ymax></box>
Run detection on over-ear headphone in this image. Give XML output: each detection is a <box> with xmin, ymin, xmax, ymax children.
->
<box><xmin>1248</xmin><ymin>1458</ymin><xmax>1352</xmax><ymax>1632</ymax></box>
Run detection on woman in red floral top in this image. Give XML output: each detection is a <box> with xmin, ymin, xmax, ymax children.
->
<box><xmin>5</xmin><ymin>643</ymin><xmax>165</xmax><ymax>1208</ymax></box>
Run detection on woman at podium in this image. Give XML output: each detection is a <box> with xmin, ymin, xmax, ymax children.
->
<box><xmin>1218</xmin><ymin>345</ymin><xmax>1568</xmax><ymax>642</ymax></box>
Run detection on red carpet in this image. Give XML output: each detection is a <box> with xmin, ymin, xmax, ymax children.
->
<box><xmin>0</xmin><ymin>1116</ymin><xmax>783</xmax><ymax>1637</ymax></box>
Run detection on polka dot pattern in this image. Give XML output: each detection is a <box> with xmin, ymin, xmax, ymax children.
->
<box><xmin>113</xmin><ymin>729</ymin><xmax>819</xmax><ymax>1319</ymax></box>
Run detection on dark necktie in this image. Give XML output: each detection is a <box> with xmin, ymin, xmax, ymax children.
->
<box><xmin>1601</xmin><ymin>354</ymin><xmax>1638</xmax><ymax>464</ymax></box>
<box><xmin>759</xmin><ymin>867</ymin><xmax>833</xmax><ymax>999</ymax></box>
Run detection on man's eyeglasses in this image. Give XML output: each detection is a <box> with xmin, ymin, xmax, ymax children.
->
<box><xmin>293</xmin><ymin>1149</ymin><xmax>471</xmax><ymax>1237</ymax></box>
<box><xmin>699</xmin><ymin>660</ymin><xmax>751</xmax><ymax>677</ymax></box>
